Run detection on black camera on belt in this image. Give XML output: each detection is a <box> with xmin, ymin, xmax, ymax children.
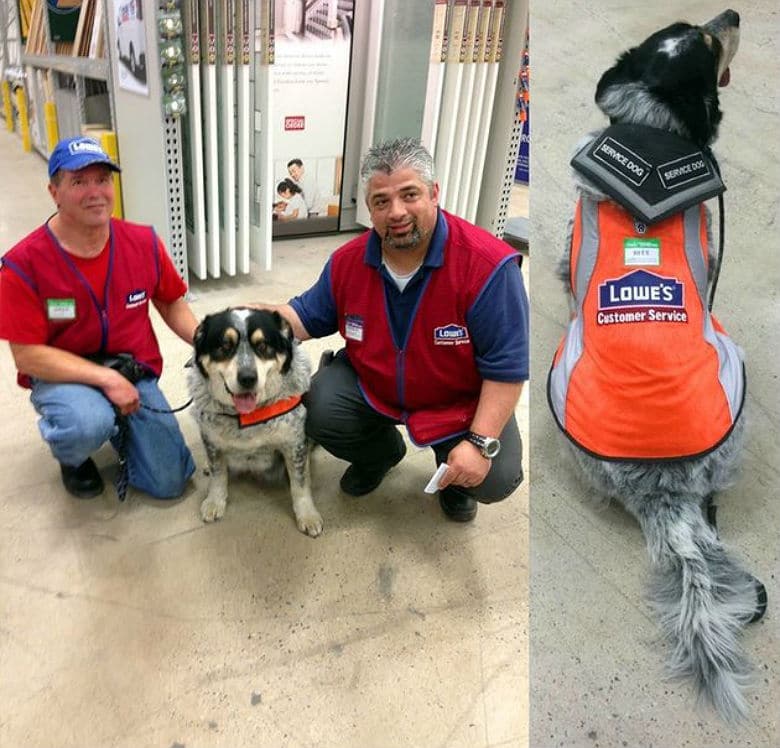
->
<box><xmin>86</xmin><ymin>352</ymin><xmax>149</xmax><ymax>384</ymax></box>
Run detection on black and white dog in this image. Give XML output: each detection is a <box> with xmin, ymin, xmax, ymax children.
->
<box><xmin>549</xmin><ymin>10</ymin><xmax>766</xmax><ymax>721</ymax></box>
<box><xmin>189</xmin><ymin>308</ymin><xmax>322</xmax><ymax>537</ymax></box>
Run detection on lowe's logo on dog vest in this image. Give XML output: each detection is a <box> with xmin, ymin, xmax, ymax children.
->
<box><xmin>597</xmin><ymin>270</ymin><xmax>687</xmax><ymax>325</ymax></box>
<box><xmin>599</xmin><ymin>270</ymin><xmax>683</xmax><ymax>309</ymax></box>
<box><xmin>434</xmin><ymin>323</ymin><xmax>470</xmax><ymax>345</ymax></box>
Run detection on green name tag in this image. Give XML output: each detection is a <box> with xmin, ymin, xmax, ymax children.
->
<box><xmin>624</xmin><ymin>238</ymin><xmax>660</xmax><ymax>266</ymax></box>
<box><xmin>46</xmin><ymin>298</ymin><xmax>76</xmax><ymax>320</ymax></box>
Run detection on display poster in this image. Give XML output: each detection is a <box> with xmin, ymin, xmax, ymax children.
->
<box><xmin>113</xmin><ymin>0</ymin><xmax>149</xmax><ymax>96</ymax></box>
<box><xmin>271</xmin><ymin>0</ymin><xmax>354</xmax><ymax>237</ymax></box>
<box><xmin>515</xmin><ymin>29</ymin><xmax>529</xmax><ymax>184</ymax></box>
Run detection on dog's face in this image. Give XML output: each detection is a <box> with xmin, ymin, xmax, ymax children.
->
<box><xmin>595</xmin><ymin>9</ymin><xmax>740</xmax><ymax>147</ymax></box>
<box><xmin>193</xmin><ymin>308</ymin><xmax>294</xmax><ymax>413</ymax></box>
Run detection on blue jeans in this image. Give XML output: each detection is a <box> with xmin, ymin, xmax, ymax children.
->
<box><xmin>31</xmin><ymin>378</ymin><xmax>195</xmax><ymax>499</ymax></box>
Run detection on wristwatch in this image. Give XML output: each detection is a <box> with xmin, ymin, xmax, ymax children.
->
<box><xmin>465</xmin><ymin>431</ymin><xmax>501</xmax><ymax>459</ymax></box>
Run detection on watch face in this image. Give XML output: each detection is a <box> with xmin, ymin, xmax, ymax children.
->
<box><xmin>484</xmin><ymin>438</ymin><xmax>501</xmax><ymax>458</ymax></box>
<box><xmin>468</xmin><ymin>432</ymin><xmax>501</xmax><ymax>458</ymax></box>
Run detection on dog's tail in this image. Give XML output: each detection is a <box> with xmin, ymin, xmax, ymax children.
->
<box><xmin>635</xmin><ymin>497</ymin><xmax>759</xmax><ymax>722</ymax></box>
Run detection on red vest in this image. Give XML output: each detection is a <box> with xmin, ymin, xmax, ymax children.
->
<box><xmin>548</xmin><ymin>198</ymin><xmax>744</xmax><ymax>460</ymax></box>
<box><xmin>330</xmin><ymin>211</ymin><xmax>518</xmax><ymax>445</ymax></box>
<box><xmin>4</xmin><ymin>219</ymin><xmax>164</xmax><ymax>387</ymax></box>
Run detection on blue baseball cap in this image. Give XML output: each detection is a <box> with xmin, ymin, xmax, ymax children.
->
<box><xmin>48</xmin><ymin>136</ymin><xmax>121</xmax><ymax>179</ymax></box>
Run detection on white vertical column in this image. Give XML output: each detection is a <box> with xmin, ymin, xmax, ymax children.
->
<box><xmin>446</xmin><ymin>0</ymin><xmax>480</xmax><ymax>211</ymax></box>
<box><xmin>433</xmin><ymin>0</ymin><xmax>466</xmax><ymax>208</ymax></box>
<box><xmin>202</xmin><ymin>0</ymin><xmax>221</xmax><ymax>277</ymax></box>
<box><xmin>218</xmin><ymin>0</ymin><xmax>236</xmax><ymax>275</ymax></box>
<box><xmin>236</xmin><ymin>0</ymin><xmax>250</xmax><ymax>273</ymax></box>
<box><xmin>456</xmin><ymin>0</ymin><xmax>491</xmax><ymax>217</ymax></box>
<box><xmin>354</xmin><ymin>0</ymin><xmax>385</xmax><ymax>229</ymax></box>
<box><xmin>466</xmin><ymin>0</ymin><xmax>505</xmax><ymax>223</ymax></box>
<box><xmin>420</xmin><ymin>0</ymin><xmax>449</xmax><ymax>154</ymax></box>
<box><xmin>184</xmin><ymin>0</ymin><xmax>207</xmax><ymax>279</ymax></box>
<box><xmin>250</xmin><ymin>0</ymin><xmax>273</xmax><ymax>271</ymax></box>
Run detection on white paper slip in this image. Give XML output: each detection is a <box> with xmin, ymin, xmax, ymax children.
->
<box><xmin>424</xmin><ymin>463</ymin><xmax>450</xmax><ymax>494</ymax></box>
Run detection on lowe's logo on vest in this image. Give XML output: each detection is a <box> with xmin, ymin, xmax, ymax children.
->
<box><xmin>434</xmin><ymin>324</ymin><xmax>471</xmax><ymax>345</ymax></box>
<box><xmin>125</xmin><ymin>289</ymin><xmax>148</xmax><ymax>308</ymax></box>
<box><xmin>597</xmin><ymin>270</ymin><xmax>687</xmax><ymax>325</ymax></box>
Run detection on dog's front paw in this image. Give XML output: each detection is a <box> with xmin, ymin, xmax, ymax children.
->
<box><xmin>200</xmin><ymin>495</ymin><xmax>226</xmax><ymax>523</ymax></box>
<box><xmin>295</xmin><ymin>508</ymin><xmax>323</xmax><ymax>538</ymax></box>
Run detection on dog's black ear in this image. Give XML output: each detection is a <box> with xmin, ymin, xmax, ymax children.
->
<box><xmin>270</xmin><ymin>312</ymin><xmax>294</xmax><ymax>373</ymax></box>
<box><xmin>273</xmin><ymin>310</ymin><xmax>293</xmax><ymax>340</ymax></box>
<box><xmin>193</xmin><ymin>317</ymin><xmax>210</xmax><ymax>378</ymax></box>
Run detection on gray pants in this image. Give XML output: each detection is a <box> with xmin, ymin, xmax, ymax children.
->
<box><xmin>304</xmin><ymin>352</ymin><xmax>523</xmax><ymax>504</ymax></box>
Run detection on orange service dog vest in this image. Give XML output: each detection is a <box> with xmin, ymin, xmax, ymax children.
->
<box><xmin>548</xmin><ymin>198</ymin><xmax>744</xmax><ymax>461</ymax></box>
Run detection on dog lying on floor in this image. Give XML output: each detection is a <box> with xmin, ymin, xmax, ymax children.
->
<box><xmin>548</xmin><ymin>9</ymin><xmax>766</xmax><ymax>721</ymax></box>
<box><xmin>188</xmin><ymin>307</ymin><xmax>322</xmax><ymax>537</ymax></box>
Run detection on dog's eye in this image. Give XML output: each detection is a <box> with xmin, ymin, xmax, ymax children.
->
<box><xmin>214</xmin><ymin>339</ymin><xmax>237</xmax><ymax>359</ymax></box>
<box><xmin>253</xmin><ymin>341</ymin><xmax>273</xmax><ymax>358</ymax></box>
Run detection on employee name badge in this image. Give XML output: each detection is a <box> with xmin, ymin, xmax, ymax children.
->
<box><xmin>46</xmin><ymin>298</ymin><xmax>76</xmax><ymax>321</ymax></box>
<box><xmin>624</xmin><ymin>238</ymin><xmax>660</xmax><ymax>266</ymax></box>
<box><xmin>345</xmin><ymin>314</ymin><xmax>364</xmax><ymax>342</ymax></box>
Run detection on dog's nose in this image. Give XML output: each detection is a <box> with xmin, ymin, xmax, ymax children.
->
<box><xmin>724</xmin><ymin>9</ymin><xmax>740</xmax><ymax>27</ymax></box>
<box><xmin>237</xmin><ymin>369</ymin><xmax>258</xmax><ymax>389</ymax></box>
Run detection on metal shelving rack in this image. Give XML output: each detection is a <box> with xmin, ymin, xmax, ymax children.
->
<box><xmin>14</xmin><ymin>1</ymin><xmax>115</xmax><ymax>158</ymax></box>
<box><xmin>475</xmin><ymin>0</ymin><xmax>529</xmax><ymax>240</ymax></box>
<box><xmin>1</xmin><ymin>0</ymin><xmax>188</xmax><ymax>281</ymax></box>
<box><xmin>106</xmin><ymin>2</ymin><xmax>188</xmax><ymax>281</ymax></box>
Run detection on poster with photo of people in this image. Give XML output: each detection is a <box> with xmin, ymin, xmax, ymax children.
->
<box><xmin>271</xmin><ymin>0</ymin><xmax>354</xmax><ymax>237</ymax></box>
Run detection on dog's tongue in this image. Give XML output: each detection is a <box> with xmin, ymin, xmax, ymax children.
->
<box><xmin>719</xmin><ymin>67</ymin><xmax>731</xmax><ymax>87</ymax></box>
<box><xmin>232</xmin><ymin>393</ymin><xmax>257</xmax><ymax>414</ymax></box>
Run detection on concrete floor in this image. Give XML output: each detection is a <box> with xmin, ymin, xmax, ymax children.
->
<box><xmin>530</xmin><ymin>2</ymin><xmax>779</xmax><ymax>747</ymax></box>
<box><xmin>0</xmin><ymin>126</ymin><xmax>528</xmax><ymax>747</ymax></box>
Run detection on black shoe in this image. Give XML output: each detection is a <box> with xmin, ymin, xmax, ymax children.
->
<box><xmin>439</xmin><ymin>487</ymin><xmax>478</xmax><ymax>522</ymax></box>
<box><xmin>60</xmin><ymin>458</ymin><xmax>104</xmax><ymax>499</ymax></box>
<box><xmin>339</xmin><ymin>443</ymin><xmax>407</xmax><ymax>497</ymax></box>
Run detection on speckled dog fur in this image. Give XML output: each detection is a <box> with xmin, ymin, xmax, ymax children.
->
<box><xmin>189</xmin><ymin>308</ymin><xmax>322</xmax><ymax>537</ymax></box>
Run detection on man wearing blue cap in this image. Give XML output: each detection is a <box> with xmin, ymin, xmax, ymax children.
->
<box><xmin>0</xmin><ymin>136</ymin><xmax>197</xmax><ymax>500</ymax></box>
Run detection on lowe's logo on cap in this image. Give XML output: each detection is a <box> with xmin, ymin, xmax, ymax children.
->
<box><xmin>48</xmin><ymin>136</ymin><xmax>121</xmax><ymax>178</ymax></box>
<box><xmin>599</xmin><ymin>269</ymin><xmax>684</xmax><ymax>310</ymax></box>
<box><xmin>434</xmin><ymin>323</ymin><xmax>471</xmax><ymax>346</ymax></box>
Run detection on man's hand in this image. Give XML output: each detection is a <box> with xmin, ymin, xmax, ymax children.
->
<box><xmin>100</xmin><ymin>369</ymin><xmax>140</xmax><ymax>415</ymax></box>
<box><xmin>439</xmin><ymin>440</ymin><xmax>491</xmax><ymax>490</ymax></box>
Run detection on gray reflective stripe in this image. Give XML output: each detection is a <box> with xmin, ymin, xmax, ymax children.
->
<box><xmin>704</xmin><ymin>319</ymin><xmax>745</xmax><ymax>420</ymax></box>
<box><xmin>550</xmin><ymin>198</ymin><xmax>599</xmax><ymax>425</ymax></box>
<box><xmin>575</xmin><ymin>199</ymin><xmax>600</xmax><ymax>310</ymax></box>
<box><xmin>549</xmin><ymin>316</ymin><xmax>584</xmax><ymax>426</ymax></box>
<box><xmin>682</xmin><ymin>206</ymin><xmax>707</xmax><ymax>303</ymax></box>
<box><xmin>682</xmin><ymin>205</ymin><xmax>744</xmax><ymax>419</ymax></box>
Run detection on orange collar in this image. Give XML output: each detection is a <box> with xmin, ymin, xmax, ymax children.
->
<box><xmin>237</xmin><ymin>394</ymin><xmax>303</xmax><ymax>428</ymax></box>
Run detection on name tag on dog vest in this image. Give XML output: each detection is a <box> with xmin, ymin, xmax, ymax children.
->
<box><xmin>571</xmin><ymin>124</ymin><xmax>725</xmax><ymax>224</ymax></box>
